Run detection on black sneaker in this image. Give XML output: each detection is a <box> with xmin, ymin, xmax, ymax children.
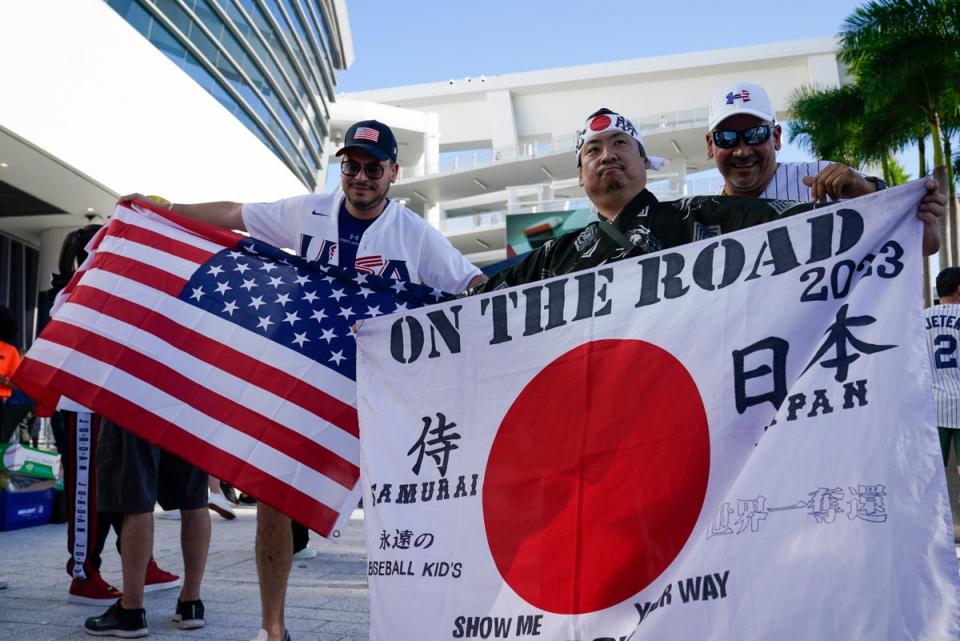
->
<box><xmin>83</xmin><ymin>600</ymin><xmax>148</xmax><ymax>638</ymax></box>
<box><xmin>172</xmin><ymin>599</ymin><xmax>204</xmax><ymax>630</ymax></box>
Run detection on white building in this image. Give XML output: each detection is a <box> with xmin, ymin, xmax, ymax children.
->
<box><xmin>0</xmin><ymin>0</ymin><xmax>353</xmax><ymax>339</ymax></box>
<box><xmin>333</xmin><ymin>37</ymin><xmax>843</xmax><ymax>266</ymax></box>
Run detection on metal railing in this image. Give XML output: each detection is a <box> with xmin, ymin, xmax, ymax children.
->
<box><xmin>434</xmin><ymin>107</ymin><xmax>710</xmax><ymax>175</ymax></box>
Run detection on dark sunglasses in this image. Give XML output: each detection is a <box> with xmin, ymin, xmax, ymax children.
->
<box><xmin>711</xmin><ymin>125</ymin><xmax>774</xmax><ymax>149</ymax></box>
<box><xmin>341</xmin><ymin>158</ymin><xmax>387</xmax><ymax>179</ymax></box>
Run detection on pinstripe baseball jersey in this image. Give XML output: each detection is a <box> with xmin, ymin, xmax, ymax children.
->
<box><xmin>759</xmin><ymin>161</ymin><xmax>833</xmax><ymax>201</ymax></box>
<box><xmin>925</xmin><ymin>303</ymin><xmax>960</xmax><ymax>428</ymax></box>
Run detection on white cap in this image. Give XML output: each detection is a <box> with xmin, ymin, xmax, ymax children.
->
<box><xmin>708</xmin><ymin>81</ymin><xmax>776</xmax><ymax>131</ymax></box>
<box><xmin>576</xmin><ymin>110</ymin><xmax>667</xmax><ymax>170</ymax></box>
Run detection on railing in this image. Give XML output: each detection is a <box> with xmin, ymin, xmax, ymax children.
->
<box><xmin>438</xmin><ymin>174</ymin><xmax>725</xmax><ymax>234</ymax></box>
<box><xmin>433</xmin><ymin>107</ymin><xmax>710</xmax><ymax>175</ymax></box>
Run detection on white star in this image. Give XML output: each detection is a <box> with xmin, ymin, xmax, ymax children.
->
<box><xmin>294</xmin><ymin>274</ymin><xmax>309</xmax><ymax>286</ymax></box>
<box><xmin>358</xmin><ymin>286</ymin><xmax>373</xmax><ymax>298</ymax></box>
<box><xmin>234</xmin><ymin>262</ymin><xmax>250</xmax><ymax>274</ymax></box>
<box><xmin>391</xmin><ymin>280</ymin><xmax>405</xmax><ymax>294</ymax></box>
<box><xmin>291</xmin><ymin>332</ymin><xmax>310</xmax><ymax>347</ymax></box>
<box><xmin>189</xmin><ymin>286</ymin><xmax>204</xmax><ymax>301</ymax></box>
<box><xmin>355</xmin><ymin>273</ymin><xmax>368</xmax><ymax>285</ymax></box>
<box><xmin>330</xmin><ymin>288</ymin><xmax>346</xmax><ymax>301</ymax></box>
<box><xmin>256</xmin><ymin>315</ymin><xmax>274</xmax><ymax>330</ymax></box>
<box><xmin>207</xmin><ymin>265</ymin><xmax>224</xmax><ymax>277</ymax></box>
<box><xmin>260</xmin><ymin>262</ymin><xmax>277</xmax><ymax>273</ymax></box>
<box><xmin>338</xmin><ymin>306</ymin><xmax>354</xmax><ymax>320</ymax></box>
<box><xmin>275</xmin><ymin>293</ymin><xmax>291</xmax><ymax>306</ymax></box>
<box><xmin>323</xmin><ymin>275</ymin><xmax>336</xmax><ymax>284</ymax></box>
<box><xmin>431</xmin><ymin>288</ymin><xmax>444</xmax><ymax>299</ymax></box>
<box><xmin>394</xmin><ymin>301</ymin><xmax>409</xmax><ymax>312</ymax></box>
<box><xmin>319</xmin><ymin>328</ymin><xmax>336</xmax><ymax>343</ymax></box>
<box><xmin>283</xmin><ymin>311</ymin><xmax>301</xmax><ymax>325</ymax></box>
<box><xmin>366</xmin><ymin>305</ymin><xmax>382</xmax><ymax>317</ymax></box>
<box><xmin>228</xmin><ymin>251</ymin><xmax>243</xmax><ymax>259</ymax></box>
<box><xmin>240</xmin><ymin>278</ymin><xmax>256</xmax><ymax>291</ymax></box>
<box><xmin>328</xmin><ymin>350</ymin><xmax>345</xmax><ymax>366</ymax></box>
<box><xmin>248</xmin><ymin>295</ymin><xmax>266</xmax><ymax>310</ymax></box>
<box><xmin>303</xmin><ymin>290</ymin><xmax>318</xmax><ymax>303</ymax></box>
<box><xmin>215</xmin><ymin>281</ymin><xmax>232</xmax><ymax>295</ymax></box>
<box><xmin>310</xmin><ymin>308</ymin><xmax>326</xmax><ymax>323</ymax></box>
<box><xmin>268</xmin><ymin>275</ymin><xmax>284</xmax><ymax>288</ymax></box>
<box><xmin>223</xmin><ymin>300</ymin><xmax>238</xmax><ymax>315</ymax></box>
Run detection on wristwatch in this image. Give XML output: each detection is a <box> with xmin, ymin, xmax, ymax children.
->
<box><xmin>864</xmin><ymin>175</ymin><xmax>888</xmax><ymax>191</ymax></box>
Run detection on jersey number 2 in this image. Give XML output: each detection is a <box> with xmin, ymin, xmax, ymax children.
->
<box><xmin>935</xmin><ymin>334</ymin><xmax>958</xmax><ymax>369</ymax></box>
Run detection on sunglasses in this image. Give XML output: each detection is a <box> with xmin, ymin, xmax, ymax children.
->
<box><xmin>341</xmin><ymin>158</ymin><xmax>387</xmax><ymax>180</ymax></box>
<box><xmin>711</xmin><ymin>125</ymin><xmax>775</xmax><ymax>149</ymax></box>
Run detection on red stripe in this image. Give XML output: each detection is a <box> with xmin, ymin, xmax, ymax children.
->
<box><xmin>68</xmin><ymin>285</ymin><xmax>358</xmax><ymax>436</ymax></box>
<box><xmin>39</xmin><ymin>320</ymin><xmax>360</xmax><ymax>488</ymax></box>
<box><xmin>109</xmin><ymin>219</ymin><xmax>215</xmax><ymax>264</ymax></box>
<box><xmin>89</xmin><ymin>253</ymin><xmax>188</xmax><ymax>296</ymax></box>
<box><xmin>123</xmin><ymin>198</ymin><xmax>245</xmax><ymax>249</ymax></box>
<box><xmin>16</xmin><ymin>361</ymin><xmax>342</xmax><ymax>536</ymax></box>
<box><xmin>12</xmin><ymin>358</ymin><xmax>62</xmax><ymax>416</ymax></box>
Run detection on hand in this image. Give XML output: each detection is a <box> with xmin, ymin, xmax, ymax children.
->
<box><xmin>919</xmin><ymin>178</ymin><xmax>946</xmax><ymax>256</ymax></box>
<box><xmin>802</xmin><ymin>163</ymin><xmax>876</xmax><ymax>202</ymax></box>
<box><xmin>118</xmin><ymin>194</ymin><xmax>172</xmax><ymax>209</ymax></box>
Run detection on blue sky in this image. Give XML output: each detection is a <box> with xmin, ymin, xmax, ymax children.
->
<box><xmin>336</xmin><ymin>1</ymin><xmax>866</xmax><ymax>93</ymax></box>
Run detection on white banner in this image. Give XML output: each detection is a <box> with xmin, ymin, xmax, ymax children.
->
<box><xmin>357</xmin><ymin>180</ymin><xmax>960</xmax><ymax>641</ymax></box>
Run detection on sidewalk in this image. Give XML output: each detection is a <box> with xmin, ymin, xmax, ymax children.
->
<box><xmin>0</xmin><ymin>505</ymin><xmax>369</xmax><ymax>640</ymax></box>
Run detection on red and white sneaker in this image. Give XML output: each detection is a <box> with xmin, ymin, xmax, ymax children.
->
<box><xmin>67</xmin><ymin>571</ymin><xmax>123</xmax><ymax>606</ymax></box>
<box><xmin>144</xmin><ymin>558</ymin><xmax>181</xmax><ymax>592</ymax></box>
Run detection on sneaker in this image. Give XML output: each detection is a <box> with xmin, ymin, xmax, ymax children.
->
<box><xmin>172</xmin><ymin>598</ymin><xmax>204</xmax><ymax>630</ymax></box>
<box><xmin>292</xmin><ymin>545</ymin><xmax>317</xmax><ymax>560</ymax></box>
<box><xmin>219</xmin><ymin>481</ymin><xmax>239</xmax><ymax>505</ymax></box>
<box><xmin>155</xmin><ymin>510</ymin><xmax>180</xmax><ymax>520</ymax></box>
<box><xmin>68</xmin><ymin>571</ymin><xmax>123</xmax><ymax>606</ymax></box>
<box><xmin>83</xmin><ymin>600</ymin><xmax>147</xmax><ymax>638</ymax></box>
<box><xmin>143</xmin><ymin>559</ymin><xmax>180</xmax><ymax>593</ymax></box>
<box><xmin>208</xmin><ymin>492</ymin><xmax>236</xmax><ymax>520</ymax></box>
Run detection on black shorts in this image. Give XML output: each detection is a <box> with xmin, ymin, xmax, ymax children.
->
<box><xmin>96</xmin><ymin>420</ymin><xmax>208</xmax><ymax>513</ymax></box>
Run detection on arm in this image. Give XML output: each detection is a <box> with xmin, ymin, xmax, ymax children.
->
<box><xmin>467</xmin><ymin>274</ymin><xmax>488</xmax><ymax>289</ymax></box>
<box><xmin>121</xmin><ymin>194</ymin><xmax>246</xmax><ymax>231</ymax></box>
<box><xmin>170</xmin><ymin>201</ymin><xmax>246</xmax><ymax>231</ymax></box>
<box><xmin>801</xmin><ymin>163</ymin><xmax>884</xmax><ymax>202</ymax></box>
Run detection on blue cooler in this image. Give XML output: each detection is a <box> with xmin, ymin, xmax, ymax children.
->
<box><xmin>0</xmin><ymin>489</ymin><xmax>55</xmax><ymax>530</ymax></box>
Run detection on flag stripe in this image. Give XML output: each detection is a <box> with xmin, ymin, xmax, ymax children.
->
<box><xmin>36</xmin><ymin>323</ymin><xmax>360</xmax><ymax>488</ymax></box>
<box><xmin>96</xmin><ymin>235</ymin><xmax>201</xmax><ymax>281</ymax></box>
<box><xmin>89</xmin><ymin>253</ymin><xmax>188</xmax><ymax>296</ymax></box>
<box><xmin>51</xmin><ymin>296</ymin><xmax>360</xmax><ymax>462</ymax></box>
<box><xmin>123</xmin><ymin>198</ymin><xmax>246</xmax><ymax>250</ymax></box>
<box><xmin>18</xmin><ymin>358</ymin><xmax>343</xmax><ymax>535</ymax></box>
<box><xmin>20</xmin><ymin>346</ymin><xmax>356</xmax><ymax>509</ymax></box>
<box><xmin>109</xmin><ymin>218</ymin><xmax>218</xmax><ymax>264</ymax></box>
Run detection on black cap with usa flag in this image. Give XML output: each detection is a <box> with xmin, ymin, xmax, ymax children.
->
<box><xmin>336</xmin><ymin>120</ymin><xmax>399</xmax><ymax>162</ymax></box>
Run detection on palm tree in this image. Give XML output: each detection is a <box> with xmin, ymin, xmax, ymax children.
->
<box><xmin>840</xmin><ymin>0</ymin><xmax>960</xmax><ymax>191</ymax></box>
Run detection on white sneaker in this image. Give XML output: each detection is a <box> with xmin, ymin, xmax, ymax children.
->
<box><xmin>292</xmin><ymin>546</ymin><xmax>317</xmax><ymax>560</ymax></box>
<box><xmin>208</xmin><ymin>492</ymin><xmax>237</xmax><ymax>520</ymax></box>
<box><xmin>156</xmin><ymin>510</ymin><xmax>181</xmax><ymax>520</ymax></box>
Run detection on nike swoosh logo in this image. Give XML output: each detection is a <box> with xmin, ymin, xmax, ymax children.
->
<box><xmin>311</xmin><ymin>210</ymin><xmax>329</xmax><ymax>216</ymax></box>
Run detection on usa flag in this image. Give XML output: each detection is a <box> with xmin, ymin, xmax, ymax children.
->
<box><xmin>353</xmin><ymin>127</ymin><xmax>380</xmax><ymax>143</ymax></box>
<box><xmin>14</xmin><ymin>199</ymin><xmax>442</xmax><ymax>536</ymax></box>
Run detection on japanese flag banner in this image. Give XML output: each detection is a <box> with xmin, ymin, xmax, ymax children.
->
<box><xmin>356</xmin><ymin>179</ymin><xmax>960</xmax><ymax>641</ymax></box>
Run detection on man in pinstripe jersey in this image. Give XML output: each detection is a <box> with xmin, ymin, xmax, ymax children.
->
<box><xmin>705</xmin><ymin>81</ymin><xmax>886</xmax><ymax>202</ymax></box>
<box><xmin>926</xmin><ymin>267</ymin><xmax>960</xmax><ymax>484</ymax></box>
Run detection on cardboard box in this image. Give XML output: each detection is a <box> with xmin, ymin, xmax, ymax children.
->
<box><xmin>0</xmin><ymin>444</ymin><xmax>60</xmax><ymax>480</ymax></box>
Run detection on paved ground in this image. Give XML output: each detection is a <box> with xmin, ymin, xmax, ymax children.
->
<box><xmin>0</xmin><ymin>505</ymin><xmax>369</xmax><ymax>641</ymax></box>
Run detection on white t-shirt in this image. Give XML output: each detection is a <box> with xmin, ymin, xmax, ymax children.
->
<box><xmin>242</xmin><ymin>192</ymin><xmax>481</xmax><ymax>294</ymax></box>
<box><xmin>925</xmin><ymin>303</ymin><xmax>960</xmax><ymax>428</ymax></box>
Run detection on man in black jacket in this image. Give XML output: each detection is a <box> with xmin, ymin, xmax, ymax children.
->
<box><xmin>477</xmin><ymin>108</ymin><xmax>686</xmax><ymax>291</ymax></box>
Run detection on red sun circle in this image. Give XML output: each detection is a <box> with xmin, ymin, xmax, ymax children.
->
<box><xmin>589</xmin><ymin>114</ymin><xmax>612</xmax><ymax>131</ymax></box>
<box><xmin>483</xmin><ymin>339</ymin><xmax>710</xmax><ymax>615</ymax></box>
